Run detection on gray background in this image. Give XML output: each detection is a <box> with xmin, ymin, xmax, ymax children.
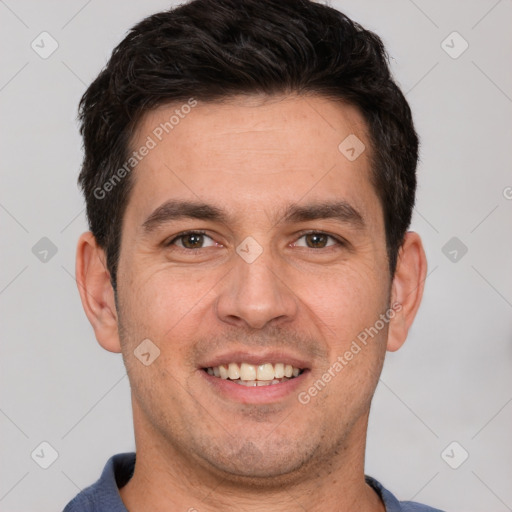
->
<box><xmin>1</xmin><ymin>0</ymin><xmax>511</xmax><ymax>510</ymax></box>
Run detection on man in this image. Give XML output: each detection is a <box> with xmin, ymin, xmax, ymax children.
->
<box><xmin>66</xmin><ymin>0</ymin><xmax>442</xmax><ymax>510</ymax></box>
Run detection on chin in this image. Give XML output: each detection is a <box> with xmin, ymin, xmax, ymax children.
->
<box><xmin>196</xmin><ymin>439</ymin><xmax>315</xmax><ymax>484</ymax></box>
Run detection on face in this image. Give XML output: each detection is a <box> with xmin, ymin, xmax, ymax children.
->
<box><xmin>115</xmin><ymin>94</ymin><xmax>392</xmax><ymax>482</ymax></box>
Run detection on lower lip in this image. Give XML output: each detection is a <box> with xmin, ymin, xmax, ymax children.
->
<box><xmin>200</xmin><ymin>369</ymin><xmax>309</xmax><ymax>404</ymax></box>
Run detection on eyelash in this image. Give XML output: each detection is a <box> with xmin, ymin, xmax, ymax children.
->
<box><xmin>165</xmin><ymin>230</ymin><xmax>217</xmax><ymax>249</ymax></box>
<box><xmin>295</xmin><ymin>230</ymin><xmax>347</xmax><ymax>250</ymax></box>
<box><xmin>165</xmin><ymin>229</ymin><xmax>346</xmax><ymax>251</ymax></box>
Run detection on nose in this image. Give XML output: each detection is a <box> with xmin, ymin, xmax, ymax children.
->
<box><xmin>214</xmin><ymin>246</ymin><xmax>298</xmax><ymax>330</ymax></box>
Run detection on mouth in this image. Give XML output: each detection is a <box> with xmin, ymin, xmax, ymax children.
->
<box><xmin>199</xmin><ymin>351</ymin><xmax>311</xmax><ymax>404</ymax></box>
<box><xmin>203</xmin><ymin>362</ymin><xmax>305</xmax><ymax>387</ymax></box>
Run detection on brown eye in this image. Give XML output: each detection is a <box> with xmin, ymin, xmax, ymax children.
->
<box><xmin>305</xmin><ymin>233</ymin><xmax>329</xmax><ymax>248</ymax></box>
<box><xmin>167</xmin><ymin>231</ymin><xmax>217</xmax><ymax>249</ymax></box>
<box><xmin>180</xmin><ymin>233</ymin><xmax>205</xmax><ymax>249</ymax></box>
<box><xmin>294</xmin><ymin>232</ymin><xmax>339</xmax><ymax>249</ymax></box>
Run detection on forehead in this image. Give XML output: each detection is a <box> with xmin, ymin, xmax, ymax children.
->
<box><xmin>123</xmin><ymin>94</ymin><xmax>381</xmax><ymax>233</ymax></box>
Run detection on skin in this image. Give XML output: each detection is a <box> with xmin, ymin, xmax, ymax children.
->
<box><xmin>76</xmin><ymin>94</ymin><xmax>427</xmax><ymax>511</ymax></box>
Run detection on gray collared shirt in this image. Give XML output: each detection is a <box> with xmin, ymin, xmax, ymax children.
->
<box><xmin>63</xmin><ymin>452</ymin><xmax>445</xmax><ymax>511</ymax></box>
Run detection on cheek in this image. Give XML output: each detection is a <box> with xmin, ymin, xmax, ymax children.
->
<box><xmin>296</xmin><ymin>262</ymin><xmax>389</xmax><ymax>346</ymax></box>
<box><xmin>298</xmin><ymin>266</ymin><xmax>389</xmax><ymax>417</ymax></box>
<box><xmin>119</xmin><ymin>265</ymin><xmax>221</xmax><ymax>345</ymax></box>
<box><xmin>117</xmin><ymin>268</ymin><xmax>203</xmax><ymax>404</ymax></box>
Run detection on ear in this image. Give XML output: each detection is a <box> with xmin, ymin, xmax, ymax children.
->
<box><xmin>386</xmin><ymin>231</ymin><xmax>427</xmax><ymax>352</ymax></box>
<box><xmin>75</xmin><ymin>231</ymin><xmax>121</xmax><ymax>353</ymax></box>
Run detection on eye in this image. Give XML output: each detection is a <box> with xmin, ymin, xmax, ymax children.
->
<box><xmin>166</xmin><ymin>230</ymin><xmax>219</xmax><ymax>249</ymax></box>
<box><xmin>293</xmin><ymin>231</ymin><xmax>342</xmax><ymax>249</ymax></box>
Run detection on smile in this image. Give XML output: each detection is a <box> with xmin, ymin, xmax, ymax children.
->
<box><xmin>204</xmin><ymin>362</ymin><xmax>303</xmax><ymax>386</ymax></box>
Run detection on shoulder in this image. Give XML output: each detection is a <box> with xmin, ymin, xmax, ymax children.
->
<box><xmin>62</xmin><ymin>453</ymin><xmax>135</xmax><ymax>512</ymax></box>
<box><xmin>396</xmin><ymin>502</ymin><xmax>445</xmax><ymax>512</ymax></box>
<box><xmin>365</xmin><ymin>475</ymin><xmax>446</xmax><ymax>512</ymax></box>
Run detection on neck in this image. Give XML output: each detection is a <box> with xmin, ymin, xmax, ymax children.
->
<box><xmin>120</xmin><ymin>405</ymin><xmax>385</xmax><ymax>512</ymax></box>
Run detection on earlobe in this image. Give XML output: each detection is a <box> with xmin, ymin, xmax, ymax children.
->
<box><xmin>75</xmin><ymin>231</ymin><xmax>122</xmax><ymax>353</ymax></box>
<box><xmin>386</xmin><ymin>231</ymin><xmax>427</xmax><ymax>352</ymax></box>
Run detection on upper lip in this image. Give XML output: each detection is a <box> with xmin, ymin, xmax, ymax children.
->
<box><xmin>199</xmin><ymin>350</ymin><xmax>311</xmax><ymax>370</ymax></box>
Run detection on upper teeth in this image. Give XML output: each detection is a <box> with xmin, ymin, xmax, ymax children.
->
<box><xmin>207</xmin><ymin>363</ymin><xmax>301</xmax><ymax>381</ymax></box>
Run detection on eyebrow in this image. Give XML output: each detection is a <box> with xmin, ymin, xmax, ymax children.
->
<box><xmin>141</xmin><ymin>199</ymin><xmax>365</xmax><ymax>234</ymax></box>
<box><xmin>281</xmin><ymin>200</ymin><xmax>364</xmax><ymax>228</ymax></box>
<box><xmin>142</xmin><ymin>201</ymin><xmax>228</xmax><ymax>234</ymax></box>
